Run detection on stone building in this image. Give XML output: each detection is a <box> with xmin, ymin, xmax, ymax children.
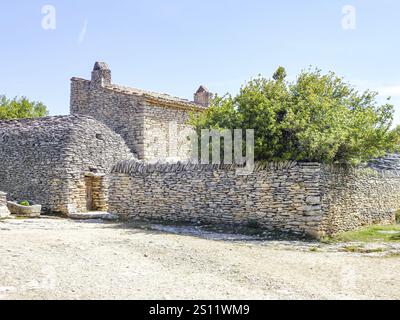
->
<box><xmin>1</xmin><ymin>61</ymin><xmax>398</xmax><ymax>238</ymax></box>
<box><xmin>0</xmin><ymin>115</ymin><xmax>134</xmax><ymax>215</ymax></box>
<box><xmin>70</xmin><ymin>62</ymin><xmax>210</xmax><ymax>161</ymax></box>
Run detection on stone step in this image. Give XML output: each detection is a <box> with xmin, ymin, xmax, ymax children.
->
<box><xmin>67</xmin><ymin>212</ymin><xmax>119</xmax><ymax>221</ymax></box>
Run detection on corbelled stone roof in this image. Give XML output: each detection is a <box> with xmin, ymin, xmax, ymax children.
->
<box><xmin>0</xmin><ymin>114</ymin><xmax>98</xmax><ymax>130</ymax></box>
<box><xmin>0</xmin><ymin>115</ymin><xmax>124</xmax><ymax>147</ymax></box>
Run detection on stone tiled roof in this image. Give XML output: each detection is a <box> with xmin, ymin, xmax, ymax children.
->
<box><xmin>368</xmin><ymin>154</ymin><xmax>400</xmax><ymax>171</ymax></box>
<box><xmin>0</xmin><ymin>114</ymin><xmax>96</xmax><ymax>129</ymax></box>
<box><xmin>71</xmin><ymin>77</ymin><xmax>207</xmax><ymax>111</ymax></box>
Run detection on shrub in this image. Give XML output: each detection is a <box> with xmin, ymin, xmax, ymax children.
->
<box><xmin>0</xmin><ymin>95</ymin><xmax>48</xmax><ymax>120</ymax></box>
<box><xmin>190</xmin><ymin>67</ymin><xmax>400</xmax><ymax>164</ymax></box>
<box><xmin>19</xmin><ymin>200</ymin><xmax>30</xmax><ymax>206</ymax></box>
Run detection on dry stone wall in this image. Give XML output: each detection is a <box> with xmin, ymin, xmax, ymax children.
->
<box><xmin>109</xmin><ymin>161</ymin><xmax>323</xmax><ymax>238</ymax></box>
<box><xmin>109</xmin><ymin>160</ymin><xmax>400</xmax><ymax>238</ymax></box>
<box><xmin>319</xmin><ymin>166</ymin><xmax>400</xmax><ymax>234</ymax></box>
<box><xmin>0</xmin><ymin>191</ymin><xmax>10</xmax><ymax>218</ymax></box>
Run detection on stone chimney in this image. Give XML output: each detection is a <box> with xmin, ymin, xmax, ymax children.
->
<box><xmin>91</xmin><ymin>61</ymin><xmax>111</xmax><ymax>87</ymax></box>
<box><xmin>194</xmin><ymin>85</ymin><xmax>212</xmax><ymax>107</ymax></box>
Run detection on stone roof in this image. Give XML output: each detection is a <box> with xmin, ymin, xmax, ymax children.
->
<box><xmin>0</xmin><ymin>115</ymin><xmax>116</xmax><ymax>144</ymax></box>
<box><xmin>71</xmin><ymin>77</ymin><xmax>207</xmax><ymax>111</ymax></box>
<box><xmin>368</xmin><ymin>154</ymin><xmax>400</xmax><ymax>171</ymax></box>
<box><xmin>0</xmin><ymin>114</ymin><xmax>98</xmax><ymax>130</ymax></box>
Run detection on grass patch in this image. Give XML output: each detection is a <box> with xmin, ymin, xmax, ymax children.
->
<box><xmin>384</xmin><ymin>252</ymin><xmax>400</xmax><ymax>258</ymax></box>
<box><xmin>342</xmin><ymin>245</ymin><xmax>385</xmax><ymax>254</ymax></box>
<box><xmin>330</xmin><ymin>225</ymin><xmax>400</xmax><ymax>243</ymax></box>
<box><xmin>9</xmin><ymin>216</ymin><xmax>34</xmax><ymax>220</ymax></box>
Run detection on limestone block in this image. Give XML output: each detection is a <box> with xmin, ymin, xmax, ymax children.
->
<box><xmin>0</xmin><ymin>192</ymin><xmax>10</xmax><ymax>218</ymax></box>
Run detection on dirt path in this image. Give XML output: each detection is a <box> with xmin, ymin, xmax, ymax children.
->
<box><xmin>0</xmin><ymin>218</ymin><xmax>399</xmax><ymax>300</ymax></box>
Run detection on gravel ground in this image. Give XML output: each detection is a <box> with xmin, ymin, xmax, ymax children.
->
<box><xmin>0</xmin><ymin>218</ymin><xmax>399</xmax><ymax>300</ymax></box>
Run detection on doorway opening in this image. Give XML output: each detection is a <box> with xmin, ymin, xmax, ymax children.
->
<box><xmin>84</xmin><ymin>174</ymin><xmax>108</xmax><ymax>212</ymax></box>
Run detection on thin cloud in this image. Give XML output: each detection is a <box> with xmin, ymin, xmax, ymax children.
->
<box><xmin>78</xmin><ymin>19</ymin><xmax>88</xmax><ymax>44</ymax></box>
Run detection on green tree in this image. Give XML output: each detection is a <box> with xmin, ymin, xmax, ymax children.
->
<box><xmin>272</xmin><ymin>66</ymin><xmax>287</xmax><ymax>81</ymax></box>
<box><xmin>190</xmin><ymin>67</ymin><xmax>399</xmax><ymax>164</ymax></box>
<box><xmin>0</xmin><ymin>95</ymin><xmax>49</xmax><ymax>120</ymax></box>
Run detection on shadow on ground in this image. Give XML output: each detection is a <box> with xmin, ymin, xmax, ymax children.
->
<box><xmin>106</xmin><ymin>219</ymin><xmax>316</xmax><ymax>242</ymax></box>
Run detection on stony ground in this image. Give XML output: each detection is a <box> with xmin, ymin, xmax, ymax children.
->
<box><xmin>0</xmin><ymin>218</ymin><xmax>399</xmax><ymax>300</ymax></box>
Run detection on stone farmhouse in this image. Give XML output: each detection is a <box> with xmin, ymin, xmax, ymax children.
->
<box><xmin>0</xmin><ymin>61</ymin><xmax>400</xmax><ymax>238</ymax></box>
<box><xmin>70</xmin><ymin>62</ymin><xmax>210</xmax><ymax>161</ymax></box>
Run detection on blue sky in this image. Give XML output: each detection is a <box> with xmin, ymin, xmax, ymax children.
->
<box><xmin>1</xmin><ymin>0</ymin><xmax>400</xmax><ymax>122</ymax></box>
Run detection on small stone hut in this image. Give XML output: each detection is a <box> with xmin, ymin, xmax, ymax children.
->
<box><xmin>0</xmin><ymin>115</ymin><xmax>134</xmax><ymax>215</ymax></box>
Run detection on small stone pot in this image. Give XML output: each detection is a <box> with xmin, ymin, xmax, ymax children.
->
<box><xmin>7</xmin><ymin>201</ymin><xmax>41</xmax><ymax>217</ymax></box>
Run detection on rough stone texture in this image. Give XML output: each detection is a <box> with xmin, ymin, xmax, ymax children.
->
<box><xmin>70</xmin><ymin>62</ymin><xmax>206</xmax><ymax>161</ymax></box>
<box><xmin>109</xmin><ymin>161</ymin><xmax>323</xmax><ymax>238</ymax></box>
<box><xmin>319</xmin><ymin>165</ymin><xmax>400</xmax><ymax>235</ymax></box>
<box><xmin>67</xmin><ymin>211</ymin><xmax>118</xmax><ymax>221</ymax></box>
<box><xmin>194</xmin><ymin>85</ymin><xmax>213</xmax><ymax>107</ymax></box>
<box><xmin>0</xmin><ymin>115</ymin><xmax>134</xmax><ymax>215</ymax></box>
<box><xmin>108</xmin><ymin>160</ymin><xmax>400</xmax><ymax>238</ymax></box>
<box><xmin>0</xmin><ymin>191</ymin><xmax>10</xmax><ymax>218</ymax></box>
<box><xmin>367</xmin><ymin>153</ymin><xmax>400</xmax><ymax>171</ymax></box>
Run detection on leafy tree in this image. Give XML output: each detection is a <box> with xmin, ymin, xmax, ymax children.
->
<box><xmin>190</xmin><ymin>67</ymin><xmax>399</xmax><ymax>164</ymax></box>
<box><xmin>0</xmin><ymin>95</ymin><xmax>49</xmax><ymax>120</ymax></box>
<box><xmin>272</xmin><ymin>66</ymin><xmax>287</xmax><ymax>81</ymax></box>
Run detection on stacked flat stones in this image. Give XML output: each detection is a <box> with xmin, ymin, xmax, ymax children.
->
<box><xmin>0</xmin><ymin>192</ymin><xmax>10</xmax><ymax>218</ymax></box>
<box><xmin>109</xmin><ymin>160</ymin><xmax>400</xmax><ymax>238</ymax></box>
<box><xmin>368</xmin><ymin>154</ymin><xmax>400</xmax><ymax>172</ymax></box>
<box><xmin>70</xmin><ymin>62</ymin><xmax>205</xmax><ymax>161</ymax></box>
<box><xmin>0</xmin><ymin>115</ymin><xmax>134</xmax><ymax>215</ymax></box>
<box><xmin>109</xmin><ymin>160</ymin><xmax>323</xmax><ymax>238</ymax></box>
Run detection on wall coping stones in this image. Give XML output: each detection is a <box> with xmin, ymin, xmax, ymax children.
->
<box><xmin>111</xmin><ymin>159</ymin><xmax>307</xmax><ymax>175</ymax></box>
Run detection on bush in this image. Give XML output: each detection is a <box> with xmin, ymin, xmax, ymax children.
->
<box><xmin>19</xmin><ymin>201</ymin><xmax>30</xmax><ymax>207</ymax></box>
<box><xmin>0</xmin><ymin>95</ymin><xmax>48</xmax><ymax>120</ymax></box>
<box><xmin>190</xmin><ymin>67</ymin><xmax>400</xmax><ymax>164</ymax></box>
